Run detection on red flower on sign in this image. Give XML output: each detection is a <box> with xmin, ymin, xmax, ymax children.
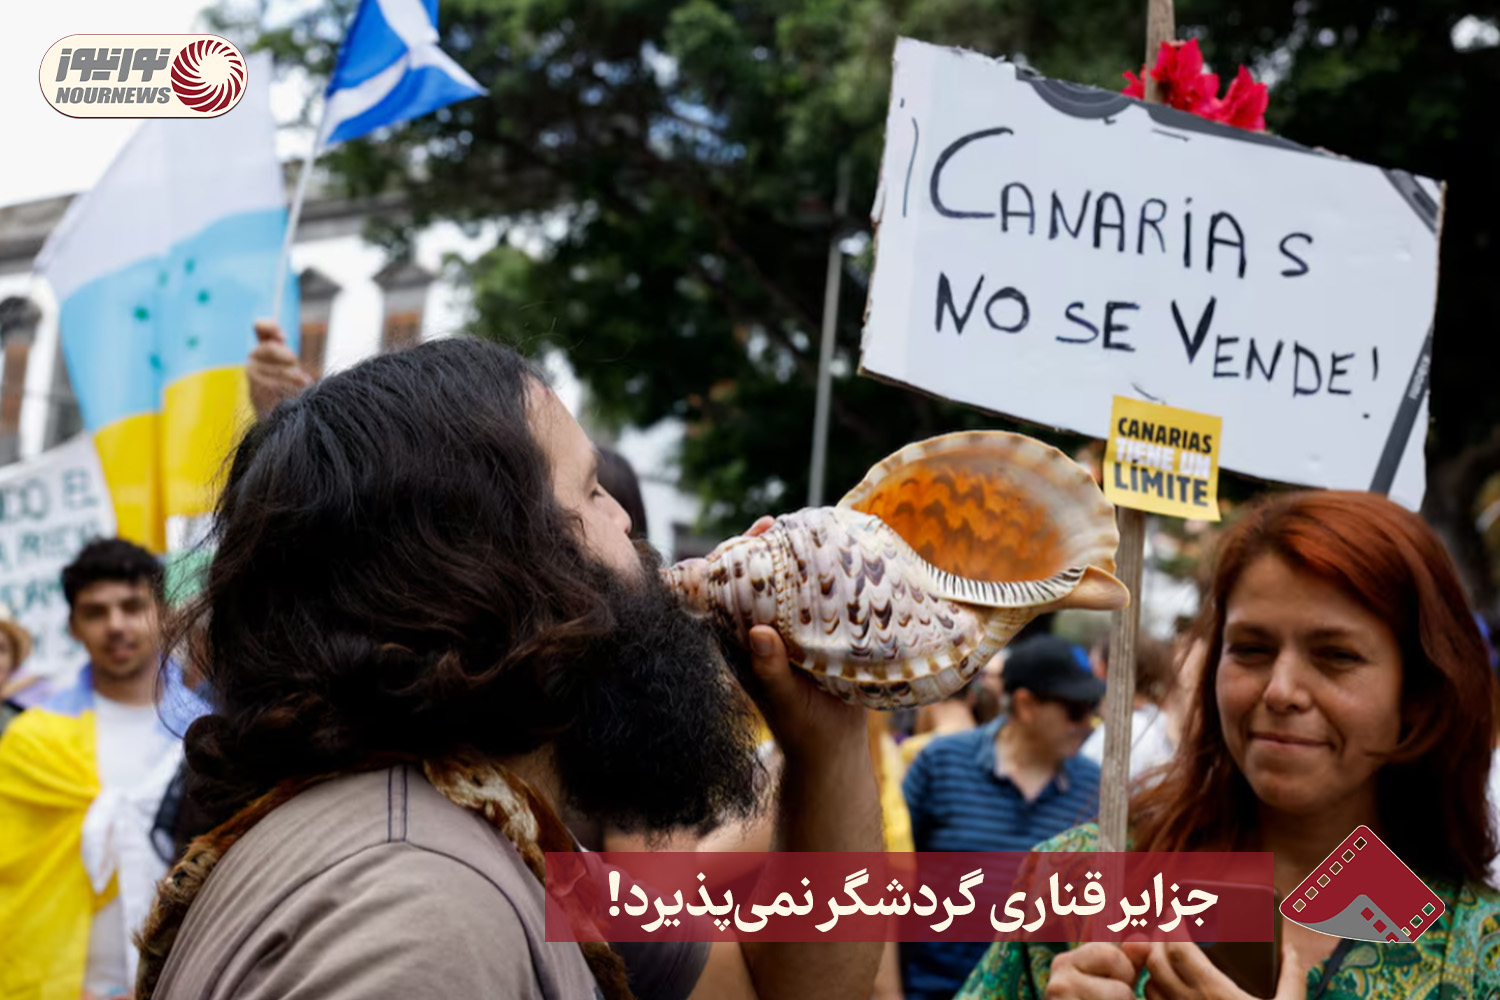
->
<box><xmin>1214</xmin><ymin>65</ymin><xmax>1270</xmax><ymax>131</ymax></box>
<box><xmin>1123</xmin><ymin>39</ymin><xmax>1269</xmax><ymax>132</ymax></box>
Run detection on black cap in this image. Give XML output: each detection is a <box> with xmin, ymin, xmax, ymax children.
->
<box><xmin>1002</xmin><ymin>635</ymin><xmax>1106</xmax><ymax>704</ymax></box>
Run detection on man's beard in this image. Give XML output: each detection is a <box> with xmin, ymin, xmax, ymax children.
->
<box><xmin>551</xmin><ymin>543</ymin><xmax>769</xmax><ymax>838</ymax></box>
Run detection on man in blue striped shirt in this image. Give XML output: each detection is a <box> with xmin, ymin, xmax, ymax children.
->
<box><xmin>900</xmin><ymin>635</ymin><xmax>1105</xmax><ymax>999</ymax></box>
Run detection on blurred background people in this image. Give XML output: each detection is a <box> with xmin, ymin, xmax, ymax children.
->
<box><xmin>1078</xmin><ymin>634</ymin><xmax>1178</xmax><ymax>782</ymax></box>
<box><xmin>956</xmin><ymin>491</ymin><xmax>1500</xmax><ymax>999</ymax></box>
<box><xmin>976</xmin><ymin>652</ymin><xmax>1005</xmax><ymax>711</ymax></box>
<box><xmin>598</xmin><ymin>447</ymin><xmax>649</xmax><ymax>542</ymax></box>
<box><xmin>899</xmin><ymin>674</ymin><xmax>1001</xmax><ymax>770</ymax></box>
<box><xmin>0</xmin><ymin>606</ymin><xmax>34</xmax><ymax>737</ymax></box>
<box><xmin>900</xmin><ymin>634</ymin><xmax>1104</xmax><ymax>1000</ymax></box>
<box><xmin>0</xmin><ymin>539</ymin><xmax>205</xmax><ymax>1000</ymax></box>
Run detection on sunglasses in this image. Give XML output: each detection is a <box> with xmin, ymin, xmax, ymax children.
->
<box><xmin>1042</xmin><ymin>698</ymin><xmax>1099</xmax><ymax>722</ymax></box>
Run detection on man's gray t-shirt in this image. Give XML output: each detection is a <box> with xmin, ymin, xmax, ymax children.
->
<box><xmin>151</xmin><ymin>765</ymin><xmax>709</xmax><ymax>1000</ymax></box>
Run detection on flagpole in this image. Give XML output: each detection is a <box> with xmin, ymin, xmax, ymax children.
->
<box><xmin>807</xmin><ymin>154</ymin><xmax>851</xmax><ymax>507</ymax></box>
<box><xmin>266</xmin><ymin>0</ymin><xmax>489</xmax><ymax>327</ymax></box>
<box><xmin>270</xmin><ymin>105</ymin><xmax>330</xmax><ymax>325</ymax></box>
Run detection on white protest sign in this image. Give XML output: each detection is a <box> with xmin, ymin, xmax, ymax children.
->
<box><xmin>861</xmin><ymin>38</ymin><xmax>1441</xmax><ymax>508</ymax></box>
<box><xmin>0</xmin><ymin>435</ymin><xmax>116</xmax><ymax>687</ymax></box>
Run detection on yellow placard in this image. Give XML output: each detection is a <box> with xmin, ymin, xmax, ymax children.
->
<box><xmin>1104</xmin><ymin>397</ymin><xmax>1222</xmax><ymax>521</ymax></box>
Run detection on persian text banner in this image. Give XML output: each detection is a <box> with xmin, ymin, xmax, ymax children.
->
<box><xmin>544</xmin><ymin>851</ymin><xmax>1274</xmax><ymax>943</ymax></box>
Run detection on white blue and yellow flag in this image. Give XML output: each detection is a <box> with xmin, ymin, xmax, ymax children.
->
<box><xmin>33</xmin><ymin>52</ymin><xmax>297</xmax><ymax>554</ymax></box>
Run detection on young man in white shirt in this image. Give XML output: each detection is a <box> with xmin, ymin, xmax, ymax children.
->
<box><xmin>0</xmin><ymin>539</ymin><xmax>200</xmax><ymax>999</ymax></box>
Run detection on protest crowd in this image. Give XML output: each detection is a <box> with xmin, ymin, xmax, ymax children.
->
<box><xmin>3</xmin><ymin>2</ymin><xmax>1500</xmax><ymax>999</ymax></box>
<box><xmin>1</xmin><ymin>325</ymin><xmax>1497</xmax><ymax>999</ymax></box>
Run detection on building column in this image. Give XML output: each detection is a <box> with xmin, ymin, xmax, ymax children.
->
<box><xmin>0</xmin><ymin>298</ymin><xmax>41</xmax><ymax>465</ymax></box>
<box><xmin>40</xmin><ymin>332</ymin><xmax>81</xmax><ymax>452</ymax></box>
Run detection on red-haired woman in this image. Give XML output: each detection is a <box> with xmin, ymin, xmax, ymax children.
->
<box><xmin>955</xmin><ymin>491</ymin><xmax>1500</xmax><ymax>998</ymax></box>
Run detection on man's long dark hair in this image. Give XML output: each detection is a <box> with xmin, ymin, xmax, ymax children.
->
<box><xmin>174</xmin><ymin>338</ymin><xmax>622</xmax><ymax>825</ymax></box>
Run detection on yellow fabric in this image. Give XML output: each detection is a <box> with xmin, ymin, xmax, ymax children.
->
<box><xmin>94</xmin><ymin>414</ymin><xmax>163</xmax><ymax>554</ymax></box>
<box><xmin>161</xmin><ymin>365</ymin><xmax>253</xmax><ymax>522</ymax></box>
<box><xmin>0</xmin><ymin>708</ymin><xmax>114</xmax><ymax>1000</ymax></box>
<box><xmin>876</xmin><ymin>730</ymin><xmax>914</xmax><ymax>853</ymax></box>
<box><xmin>899</xmin><ymin>730</ymin><xmax>939</xmax><ymax>770</ymax></box>
<box><xmin>92</xmin><ymin>365</ymin><xmax>253</xmax><ymax>555</ymax></box>
<box><xmin>750</xmin><ymin>710</ymin><xmax>914</xmax><ymax>853</ymax></box>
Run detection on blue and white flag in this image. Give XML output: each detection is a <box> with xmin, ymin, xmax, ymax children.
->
<box><xmin>320</xmin><ymin>0</ymin><xmax>487</xmax><ymax>148</ymax></box>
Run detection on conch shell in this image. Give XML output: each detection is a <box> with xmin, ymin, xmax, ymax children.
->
<box><xmin>662</xmin><ymin>431</ymin><xmax>1128</xmax><ymax>709</ymax></box>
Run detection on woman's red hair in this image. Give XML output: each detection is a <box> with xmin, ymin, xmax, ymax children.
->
<box><xmin>1130</xmin><ymin>490</ymin><xmax>1498</xmax><ymax>886</ymax></box>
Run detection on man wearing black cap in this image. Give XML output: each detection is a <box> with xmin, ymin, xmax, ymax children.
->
<box><xmin>899</xmin><ymin>634</ymin><xmax>1105</xmax><ymax>1000</ymax></box>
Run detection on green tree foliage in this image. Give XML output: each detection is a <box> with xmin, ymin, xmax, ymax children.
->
<box><xmin>243</xmin><ymin>0</ymin><xmax>1145</xmax><ymax>531</ymax></box>
<box><xmin>243</xmin><ymin>0</ymin><xmax>1500</xmax><ymax>595</ymax></box>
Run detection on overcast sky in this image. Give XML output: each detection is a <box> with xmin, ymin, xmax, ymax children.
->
<box><xmin>10</xmin><ymin>2</ymin><xmax>208</xmax><ymax>206</ymax></box>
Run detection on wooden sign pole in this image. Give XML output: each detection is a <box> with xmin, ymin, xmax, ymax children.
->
<box><xmin>1143</xmin><ymin>0</ymin><xmax>1177</xmax><ymax>105</ymax></box>
<box><xmin>1097</xmin><ymin>0</ymin><xmax>1175</xmax><ymax>856</ymax></box>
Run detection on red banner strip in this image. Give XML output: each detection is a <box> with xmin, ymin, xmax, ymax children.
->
<box><xmin>544</xmin><ymin>851</ymin><xmax>1274</xmax><ymax>943</ymax></box>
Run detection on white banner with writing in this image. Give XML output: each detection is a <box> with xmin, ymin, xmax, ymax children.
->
<box><xmin>0</xmin><ymin>435</ymin><xmax>116</xmax><ymax>689</ymax></box>
<box><xmin>861</xmin><ymin>38</ymin><xmax>1441</xmax><ymax>508</ymax></box>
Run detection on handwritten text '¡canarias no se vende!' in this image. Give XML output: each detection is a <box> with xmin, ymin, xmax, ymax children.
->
<box><xmin>925</xmin><ymin>126</ymin><xmax>1380</xmax><ymax>401</ymax></box>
